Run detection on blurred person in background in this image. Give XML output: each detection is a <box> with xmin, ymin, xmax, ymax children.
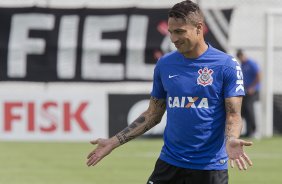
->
<box><xmin>87</xmin><ymin>1</ymin><xmax>253</xmax><ymax>184</ymax></box>
<box><xmin>236</xmin><ymin>49</ymin><xmax>261</xmax><ymax>138</ymax></box>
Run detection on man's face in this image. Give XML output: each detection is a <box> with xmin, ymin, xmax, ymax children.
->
<box><xmin>168</xmin><ymin>17</ymin><xmax>199</xmax><ymax>56</ymax></box>
<box><xmin>237</xmin><ymin>54</ymin><xmax>246</xmax><ymax>63</ymax></box>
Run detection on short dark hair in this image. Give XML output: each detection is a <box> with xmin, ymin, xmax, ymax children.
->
<box><xmin>168</xmin><ymin>0</ymin><xmax>204</xmax><ymax>26</ymax></box>
<box><xmin>236</xmin><ymin>49</ymin><xmax>244</xmax><ymax>58</ymax></box>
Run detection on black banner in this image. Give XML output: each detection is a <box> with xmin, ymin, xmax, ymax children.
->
<box><xmin>108</xmin><ymin>94</ymin><xmax>150</xmax><ymax>137</ymax></box>
<box><xmin>274</xmin><ymin>95</ymin><xmax>282</xmax><ymax>133</ymax></box>
<box><xmin>0</xmin><ymin>7</ymin><xmax>233</xmax><ymax>82</ymax></box>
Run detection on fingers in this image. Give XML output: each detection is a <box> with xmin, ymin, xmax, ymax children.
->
<box><xmin>86</xmin><ymin>154</ymin><xmax>101</xmax><ymax>166</ymax></box>
<box><xmin>241</xmin><ymin>153</ymin><xmax>253</xmax><ymax>166</ymax></box>
<box><xmin>239</xmin><ymin>156</ymin><xmax>247</xmax><ymax>170</ymax></box>
<box><xmin>86</xmin><ymin>138</ymin><xmax>105</xmax><ymax>166</ymax></box>
<box><xmin>231</xmin><ymin>157</ymin><xmax>245</xmax><ymax>170</ymax></box>
<box><xmin>88</xmin><ymin>139</ymin><xmax>101</xmax><ymax>158</ymax></box>
<box><xmin>90</xmin><ymin>139</ymin><xmax>99</xmax><ymax>145</ymax></box>
<box><xmin>86</xmin><ymin>154</ymin><xmax>96</xmax><ymax>166</ymax></box>
<box><xmin>230</xmin><ymin>153</ymin><xmax>253</xmax><ymax>170</ymax></box>
<box><xmin>230</xmin><ymin>160</ymin><xmax>234</xmax><ymax>168</ymax></box>
<box><xmin>241</xmin><ymin>140</ymin><xmax>253</xmax><ymax>146</ymax></box>
<box><xmin>235</xmin><ymin>159</ymin><xmax>243</xmax><ymax>170</ymax></box>
<box><xmin>87</xmin><ymin>150</ymin><xmax>96</xmax><ymax>159</ymax></box>
<box><xmin>236</xmin><ymin>156</ymin><xmax>248</xmax><ymax>170</ymax></box>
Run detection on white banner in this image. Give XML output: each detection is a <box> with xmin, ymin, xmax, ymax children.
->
<box><xmin>0</xmin><ymin>83</ymin><xmax>107</xmax><ymax>141</ymax></box>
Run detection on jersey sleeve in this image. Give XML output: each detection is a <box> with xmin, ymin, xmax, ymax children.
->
<box><xmin>223</xmin><ymin>57</ymin><xmax>245</xmax><ymax>98</ymax></box>
<box><xmin>251</xmin><ymin>60</ymin><xmax>260</xmax><ymax>73</ymax></box>
<box><xmin>151</xmin><ymin>63</ymin><xmax>167</xmax><ymax>99</ymax></box>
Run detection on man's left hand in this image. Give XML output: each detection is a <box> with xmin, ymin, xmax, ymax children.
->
<box><xmin>226</xmin><ymin>138</ymin><xmax>253</xmax><ymax>170</ymax></box>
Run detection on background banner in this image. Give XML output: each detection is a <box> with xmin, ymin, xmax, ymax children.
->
<box><xmin>0</xmin><ymin>83</ymin><xmax>108</xmax><ymax>141</ymax></box>
<box><xmin>108</xmin><ymin>94</ymin><xmax>166</xmax><ymax>137</ymax></box>
<box><xmin>0</xmin><ymin>7</ymin><xmax>233</xmax><ymax>82</ymax></box>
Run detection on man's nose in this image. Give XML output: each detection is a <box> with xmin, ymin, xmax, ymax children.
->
<box><xmin>170</xmin><ymin>34</ymin><xmax>179</xmax><ymax>43</ymax></box>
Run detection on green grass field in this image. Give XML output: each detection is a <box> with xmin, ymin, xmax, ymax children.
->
<box><xmin>0</xmin><ymin>136</ymin><xmax>281</xmax><ymax>184</ymax></box>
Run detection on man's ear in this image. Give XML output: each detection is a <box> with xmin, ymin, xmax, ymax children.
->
<box><xmin>196</xmin><ymin>22</ymin><xmax>203</xmax><ymax>35</ymax></box>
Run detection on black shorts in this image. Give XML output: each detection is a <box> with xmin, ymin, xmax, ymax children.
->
<box><xmin>146</xmin><ymin>159</ymin><xmax>228</xmax><ymax>184</ymax></box>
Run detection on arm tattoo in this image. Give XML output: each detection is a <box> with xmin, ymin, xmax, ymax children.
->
<box><xmin>115</xmin><ymin>97</ymin><xmax>166</xmax><ymax>145</ymax></box>
<box><xmin>225</xmin><ymin>100</ymin><xmax>238</xmax><ymax>114</ymax></box>
<box><xmin>225</xmin><ymin>97</ymin><xmax>243</xmax><ymax>140</ymax></box>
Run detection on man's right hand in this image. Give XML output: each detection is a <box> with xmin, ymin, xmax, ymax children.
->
<box><xmin>86</xmin><ymin>137</ymin><xmax>119</xmax><ymax>167</ymax></box>
<box><xmin>86</xmin><ymin>97</ymin><xmax>166</xmax><ymax>167</ymax></box>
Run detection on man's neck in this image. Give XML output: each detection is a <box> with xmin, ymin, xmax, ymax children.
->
<box><xmin>183</xmin><ymin>41</ymin><xmax>208</xmax><ymax>59</ymax></box>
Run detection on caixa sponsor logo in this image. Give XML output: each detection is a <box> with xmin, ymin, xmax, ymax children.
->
<box><xmin>168</xmin><ymin>96</ymin><xmax>209</xmax><ymax>108</ymax></box>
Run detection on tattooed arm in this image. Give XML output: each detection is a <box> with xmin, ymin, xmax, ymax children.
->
<box><xmin>225</xmin><ymin>97</ymin><xmax>243</xmax><ymax>141</ymax></box>
<box><xmin>115</xmin><ymin>97</ymin><xmax>166</xmax><ymax>145</ymax></box>
<box><xmin>225</xmin><ymin>97</ymin><xmax>253</xmax><ymax>170</ymax></box>
<box><xmin>86</xmin><ymin>97</ymin><xmax>166</xmax><ymax>166</ymax></box>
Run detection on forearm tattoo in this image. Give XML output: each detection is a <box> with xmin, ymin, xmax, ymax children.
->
<box><xmin>116</xmin><ymin>97</ymin><xmax>166</xmax><ymax>145</ymax></box>
<box><xmin>225</xmin><ymin>97</ymin><xmax>243</xmax><ymax>140</ymax></box>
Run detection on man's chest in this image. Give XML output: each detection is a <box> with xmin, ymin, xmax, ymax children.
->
<box><xmin>160</xmin><ymin>64</ymin><xmax>223</xmax><ymax>98</ymax></box>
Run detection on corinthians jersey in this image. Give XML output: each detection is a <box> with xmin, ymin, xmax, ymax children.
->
<box><xmin>151</xmin><ymin>44</ymin><xmax>245</xmax><ymax>170</ymax></box>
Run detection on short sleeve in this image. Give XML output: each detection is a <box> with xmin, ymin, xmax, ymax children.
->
<box><xmin>151</xmin><ymin>64</ymin><xmax>167</xmax><ymax>99</ymax></box>
<box><xmin>223</xmin><ymin>57</ymin><xmax>245</xmax><ymax>98</ymax></box>
<box><xmin>251</xmin><ymin>60</ymin><xmax>260</xmax><ymax>73</ymax></box>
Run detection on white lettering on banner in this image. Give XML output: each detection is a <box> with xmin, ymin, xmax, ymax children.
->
<box><xmin>57</xmin><ymin>15</ymin><xmax>79</xmax><ymax>79</ymax></box>
<box><xmin>126</xmin><ymin>15</ymin><xmax>154</xmax><ymax>80</ymax></box>
<box><xmin>7</xmin><ymin>13</ymin><xmax>158</xmax><ymax>81</ymax></box>
<box><xmin>168</xmin><ymin>96</ymin><xmax>209</xmax><ymax>108</ymax></box>
<box><xmin>3</xmin><ymin>101</ymin><xmax>90</xmax><ymax>132</ymax></box>
<box><xmin>8</xmin><ymin>14</ymin><xmax>55</xmax><ymax>77</ymax></box>
<box><xmin>82</xmin><ymin>15</ymin><xmax>126</xmax><ymax>80</ymax></box>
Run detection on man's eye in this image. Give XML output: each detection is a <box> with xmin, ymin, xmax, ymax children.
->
<box><xmin>175</xmin><ymin>30</ymin><xmax>184</xmax><ymax>34</ymax></box>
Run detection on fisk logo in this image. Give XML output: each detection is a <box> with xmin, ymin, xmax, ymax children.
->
<box><xmin>168</xmin><ymin>96</ymin><xmax>209</xmax><ymax>108</ymax></box>
<box><xmin>232</xmin><ymin>58</ymin><xmax>244</xmax><ymax>92</ymax></box>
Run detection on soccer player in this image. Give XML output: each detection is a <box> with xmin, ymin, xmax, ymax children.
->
<box><xmin>237</xmin><ymin>49</ymin><xmax>261</xmax><ymax>138</ymax></box>
<box><xmin>86</xmin><ymin>1</ymin><xmax>253</xmax><ymax>183</ymax></box>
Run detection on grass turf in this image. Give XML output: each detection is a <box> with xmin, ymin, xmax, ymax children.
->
<box><xmin>0</xmin><ymin>136</ymin><xmax>281</xmax><ymax>184</ymax></box>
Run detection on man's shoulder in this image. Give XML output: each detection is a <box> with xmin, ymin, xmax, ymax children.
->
<box><xmin>161</xmin><ymin>50</ymin><xmax>180</xmax><ymax>60</ymax></box>
<box><xmin>208</xmin><ymin>46</ymin><xmax>230</xmax><ymax>60</ymax></box>
<box><xmin>246</xmin><ymin>58</ymin><xmax>260</xmax><ymax>71</ymax></box>
<box><xmin>248</xmin><ymin>58</ymin><xmax>259</xmax><ymax>66</ymax></box>
<box><xmin>157</xmin><ymin>50</ymin><xmax>180</xmax><ymax>65</ymax></box>
<box><xmin>206</xmin><ymin>46</ymin><xmax>238</xmax><ymax>67</ymax></box>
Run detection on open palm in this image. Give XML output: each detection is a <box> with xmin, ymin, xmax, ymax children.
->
<box><xmin>86</xmin><ymin>138</ymin><xmax>116</xmax><ymax>167</ymax></box>
<box><xmin>226</xmin><ymin>138</ymin><xmax>253</xmax><ymax>170</ymax></box>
